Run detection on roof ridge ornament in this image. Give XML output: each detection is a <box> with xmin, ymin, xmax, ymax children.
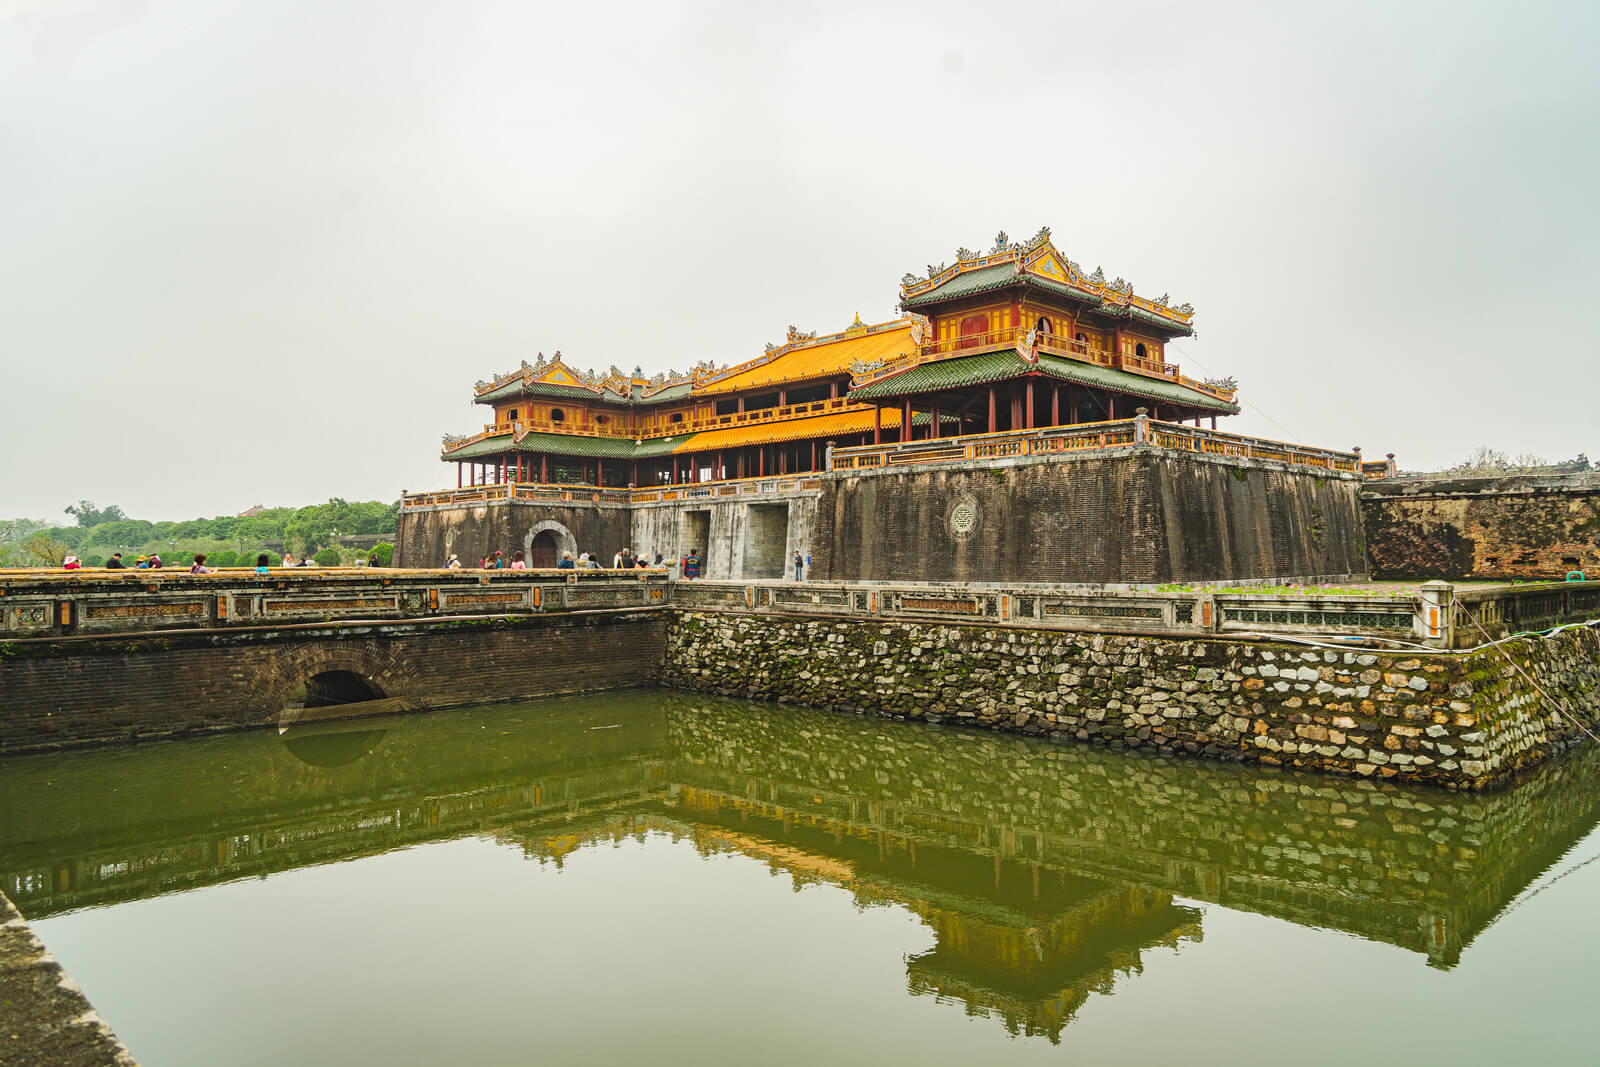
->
<box><xmin>990</xmin><ymin>231</ymin><xmax>1008</xmax><ymax>253</ymax></box>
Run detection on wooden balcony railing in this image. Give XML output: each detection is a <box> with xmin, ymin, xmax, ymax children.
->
<box><xmin>850</xmin><ymin>328</ymin><xmax>1237</xmax><ymax>404</ymax></box>
<box><xmin>446</xmin><ymin>398</ymin><xmax>870</xmax><ymax>456</ymax></box>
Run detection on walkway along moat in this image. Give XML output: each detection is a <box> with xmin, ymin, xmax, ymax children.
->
<box><xmin>2</xmin><ymin>570</ymin><xmax>1597</xmax><ymax>791</ymax></box>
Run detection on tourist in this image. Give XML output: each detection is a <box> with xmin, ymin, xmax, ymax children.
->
<box><xmin>793</xmin><ymin>550</ymin><xmax>804</xmax><ymax>580</ymax></box>
<box><xmin>584</xmin><ymin>549</ymin><xmax>601</xmax><ymax>570</ymax></box>
<box><xmin>105</xmin><ymin>552</ymin><xmax>126</xmax><ymax>569</ymax></box>
<box><xmin>510</xmin><ymin>550</ymin><xmax>527</xmax><ymax>570</ymax></box>
<box><xmin>634</xmin><ymin>551</ymin><xmax>649</xmax><ymax>569</ymax></box>
<box><xmin>135</xmin><ymin>555</ymin><xmax>149</xmax><ymax>569</ymax></box>
<box><xmin>491</xmin><ymin>550</ymin><xmax>504</xmax><ymax>569</ymax></box>
<box><xmin>148</xmin><ymin>553</ymin><xmax>163</xmax><ymax>569</ymax></box>
<box><xmin>446</xmin><ymin>554</ymin><xmax>461</xmax><ymax>569</ymax></box>
<box><xmin>189</xmin><ymin>554</ymin><xmax>211</xmax><ymax>574</ymax></box>
<box><xmin>557</xmin><ymin>552</ymin><xmax>575</xmax><ymax>569</ymax></box>
<box><xmin>618</xmin><ymin>547</ymin><xmax>634</xmax><ymax>569</ymax></box>
<box><xmin>63</xmin><ymin>555</ymin><xmax>81</xmax><ymax>570</ymax></box>
<box><xmin>255</xmin><ymin>553</ymin><xmax>271</xmax><ymax>574</ymax></box>
<box><xmin>576</xmin><ymin>550</ymin><xmax>589</xmax><ymax>567</ymax></box>
<box><xmin>653</xmin><ymin>553</ymin><xmax>665</xmax><ymax>568</ymax></box>
<box><xmin>683</xmin><ymin>548</ymin><xmax>701</xmax><ymax>579</ymax></box>
<box><xmin>281</xmin><ymin>553</ymin><xmax>296</xmax><ymax>567</ymax></box>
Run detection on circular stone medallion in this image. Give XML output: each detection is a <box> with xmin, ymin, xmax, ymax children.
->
<box><xmin>946</xmin><ymin>497</ymin><xmax>981</xmax><ymax>542</ymax></box>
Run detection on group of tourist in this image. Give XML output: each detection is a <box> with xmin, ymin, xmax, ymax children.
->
<box><xmin>98</xmin><ymin>552</ymin><xmax>166</xmax><ymax>569</ymax></box>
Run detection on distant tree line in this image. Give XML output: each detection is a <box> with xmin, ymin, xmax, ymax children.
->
<box><xmin>0</xmin><ymin>499</ymin><xmax>398</xmax><ymax>569</ymax></box>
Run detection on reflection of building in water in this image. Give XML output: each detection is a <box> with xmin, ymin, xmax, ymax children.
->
<box><xmin>6</xmin><ymin>693</ymin><xmax>1600</xmax><ymax>1038</ymax></box>
<box><xmin>627</xmin><ymin>786</ymin><xmax>1202</xmax><ymax>1042</ymax></box>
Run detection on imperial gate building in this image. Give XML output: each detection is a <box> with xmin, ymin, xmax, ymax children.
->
<box><xmin>400</xmin><ymin>230</ymin><xmax>1374</xmax><ymax>583</ymax></box>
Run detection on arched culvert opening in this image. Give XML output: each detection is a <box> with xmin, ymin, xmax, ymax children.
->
<box><xmin>286</xmin><ymin>670</ymin><xmax>387</xmax><ymax>711</ymax></box>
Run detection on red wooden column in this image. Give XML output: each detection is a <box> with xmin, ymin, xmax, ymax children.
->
<box><xmin>596</xmin><ymin>462</ymin><xmax>603</xmax><ymax>488</ymax></box>
<box><xmin>759</xmin><ymin>448</ymin><xmax>765</xmax><ymax>476</ymax></box>
<box><xmin>810</xmin><ymin>440</ymin><xmax>817</xmax><ymax>470</ymax></box>
<box><xmin>931</xmin><ymin>398</ymin><xmax>940</xmax><ymax>439</ymax></box>
<box><xmin>457</xmin><ymin>464</ymin><xmax>462</xmax><ymax>488</ymax></box>
<box><xmin>874</xmin><ymin>405</ymin><xmax>882</xmax><ymax>444</ymax></box>
<box><xmin>902</xmin><ymin>399</ymin><xmax>912</xmax><ymax>442</ymax></box>
<box><xmin>988</xmin><ymin>387</ymin><xmax>997</xmax><ymax>433</ymax></box>
<box><xmin>1051</xmin><ymin>385</ymin><xmax>1060</xmax><ymax>427</ymax></box>
<box><xmin>1025</xmin><ymin>380</ymin><xmax>1035</xmax><ymax>430</ymax></box>
<box><xmin>717</xmin><ymin>451</ymin><xmax>724</xmax><ymax>481</ymax></box>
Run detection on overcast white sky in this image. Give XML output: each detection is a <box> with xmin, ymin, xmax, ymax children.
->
<box><xmin>3</xmin><ymin>0</ymin><xmax>1597</xmax><ymax>521</ymax></box>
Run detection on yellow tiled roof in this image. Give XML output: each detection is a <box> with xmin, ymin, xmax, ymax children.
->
<box><xmin>675</xmin><ymin>406</ymin><xmax>902</xmax><ymax>452</ymax></box>
<box><xmin>695</xmin><ymin>325</ymin><xmax>916</xmax><ymax>396</ymax></box>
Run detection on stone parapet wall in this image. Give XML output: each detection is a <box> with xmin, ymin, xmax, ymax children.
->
<box><xmin>661</xmin><ymin>611</ymin><xmax>1600</xmax><ymax>790</ymax></box>
<box><xmin>0</xmin><ymin>612</ymin><xmax>665</xmax><ymax>755</ymax></box>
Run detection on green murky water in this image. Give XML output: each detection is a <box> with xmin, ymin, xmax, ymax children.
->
<box><xmin>5</xmin><ymin>690</ymin><xmax>1600</xmax><ymax>1065</ymax></box>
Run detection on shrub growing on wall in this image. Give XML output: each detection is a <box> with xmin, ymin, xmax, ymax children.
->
<box><xmin>313</xmin><ymin>548</ymin><xmax>342</xmax><ymax>567</ymax></box>
<box><xmin>368</xmin><ymin>542</ymin><xmax>394</xmax><ymax>567</ymax></box>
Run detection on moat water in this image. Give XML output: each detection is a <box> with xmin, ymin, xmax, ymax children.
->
<box><xmin>5</xmin><ymin>690</ymin><xmax>1600</xmax><ymax>1065</ymax></box>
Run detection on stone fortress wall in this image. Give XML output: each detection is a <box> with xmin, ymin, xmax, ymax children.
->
<box><xmin>1362</xmin><ymin>468</ymin><xmax>1600</xmax><ymax>580</ymax></box>
<box><xmin>812</xmin><ymin>449</ymin><xmax>1365</xmax><ymax>583</ymax></box>
<box><xmin>399</xmin><ymin>448</ymin><xmax>1367</xmax><ymax>584</ymax></box>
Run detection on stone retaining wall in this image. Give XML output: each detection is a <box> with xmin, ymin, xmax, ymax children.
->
<box><xmin>0</xmin><ymin>888</ymin><xmax>136</xmax><ymax>1065</ymax></box>
<box><xmin>661</xmin><ymin>611</ymin><xmax>1600</xmax><ymax>790</ymax></box>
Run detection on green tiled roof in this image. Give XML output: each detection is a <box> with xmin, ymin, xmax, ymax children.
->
<box><xmin>900</xmin><ymin>264</ymin><xmax>1103</xmax><ymax>309</ymax></box>
<box><xmin>443</xmin><ymin>430</ymin><xmax>699</xmax><ymax>461</ymax></box>
<box><xmin>849</xmin><ymin>350</ymin><xmax>1239</xmax><ymax>414</ymax></box>
<box><xmin>476</xmin><ymin>377</ymin><xmax>696</xmax><ymax>407</ymax></box>
<box><xmin>1090</xmin><ymin>303</ymin><xmax>1195</xmax><ymax>337</ymax></box>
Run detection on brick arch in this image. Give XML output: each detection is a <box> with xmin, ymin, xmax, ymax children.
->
<box><xmin>263</xmin><ymin>640</ymin><xmax>415</xmax><ymax>721</ymax></box>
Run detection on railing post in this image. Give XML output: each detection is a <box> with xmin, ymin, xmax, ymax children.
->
<box><xmin>1133</xmin><ymin>407</ymin><xmax>1149</xmax><ymax>445</ymax></box>
<box><xmin>1417</xmin><ymin>581</ymin><xmax>1455</xmax><ymax>648</ymax></box>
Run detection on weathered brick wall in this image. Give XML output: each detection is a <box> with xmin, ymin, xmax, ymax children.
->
<box><xmin>397</xmin><ymin>499</ymin><xmax>632</xmax><ymax>568</ymax></box>
<box><xmin>660</xmin><ymin>611</ymin><xmax>1600</xmax><ymax>789</ymax></box>
<box><xmin>810</xmin><ymin>449</ymin><xmax>1367</xmax><ymax>583</ymax></box>
<box><xmin>1361</xmin><ymin>475</ymin><xmax>1600</xmax><ymax>579</ymax></box>
<box><xmin>0</xmin><ymin>612</ymin><xmax>665</xmax><ymax>754</ymax></box>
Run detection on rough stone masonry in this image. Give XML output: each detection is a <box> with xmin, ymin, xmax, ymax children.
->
<box><xmin>661</xmin><ymin>611</ymin><xmax>1600</xmax><ymax>790</ymax></box>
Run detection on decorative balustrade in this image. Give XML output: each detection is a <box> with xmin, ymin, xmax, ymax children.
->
<box><xmin>404</xmin><ymin>474</ymin><xmax>825</xmax><ymax>510</ymax></box>
<box><xmin>828</xmin><ymin>417</ymin><xmax>1362</xmax><ymax>474</ymax></box>
<box><xmin>8</xmin><ymin>568</ymin><xmax>1581</xmax><ymax>649</ymax></box>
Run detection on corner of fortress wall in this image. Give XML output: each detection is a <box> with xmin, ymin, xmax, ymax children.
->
<box><xmin>658</xmin><ymin>610</ymin><xmax>1600</xmax><ymax>791</ymax></box>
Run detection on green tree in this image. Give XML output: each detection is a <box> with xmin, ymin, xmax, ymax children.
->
<box><xmin>64</xmin><ymin>501</ymin><xmax>127</xmax><ymax>527</ymax></box>
<box><xmin>313</xmin><ymin>548</ymin><xmax>342</xmax><ymax>567</ymax></box>
<box><xmin>368</xmin><ymin>542</ymin><xmax>394</xmax><ymax>567</ymax></box>
<box><xmin>21</xmin><ymin>535</ymin><xmax>69</xmax><ymax>566</ymax></box>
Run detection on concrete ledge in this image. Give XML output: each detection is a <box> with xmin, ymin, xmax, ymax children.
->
<box><xmin>0</xmin><ymin>889</ymin><xmax>137</xmax><ymax>1065</ymax></box>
